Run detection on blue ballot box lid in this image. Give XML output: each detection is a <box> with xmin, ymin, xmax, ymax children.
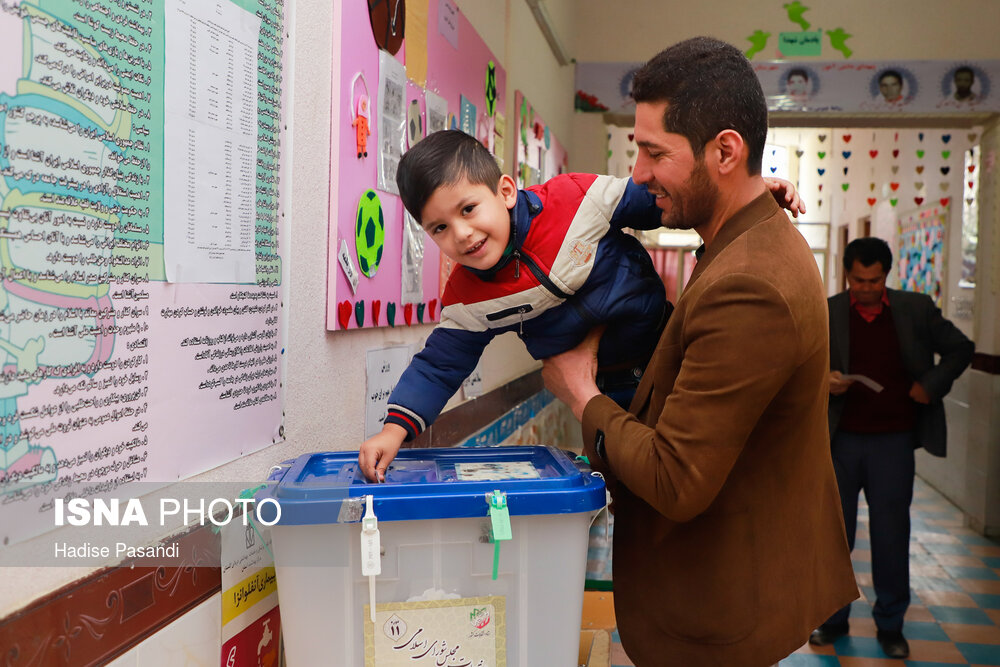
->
<box><xmin>254</xmin><ymin>446</ymin><xmax>605</xmax><ymax>525</ymax></box>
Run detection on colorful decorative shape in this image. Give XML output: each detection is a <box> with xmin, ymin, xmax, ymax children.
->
<box><xmin>372</xmin><ymin>299</ymin><xmax>381</xmax><ymax>326</ymax></box>
<box><xmin>416</xmin><ymin>303</ymin><xmax>426</xmax><ymax>323</ymax></box>
<box><xmin>355</xmin><ymin>301</ymin><xmax>365</xmax><ymax>327</ymax></box>
<box><xmin>338</xmin><ymin>301</ymin><xmax>352</xmax><ymax>329</ymax></box>
<box><xmin>387</xmin><ymin>302</ymin><xmax>396</xmax><ymax>327</ymax></box>
<box><xmin>403</xmin><ymin>303</ymin><xmax>414</xmax><ymax>325</ymax></box>
<box><xmin>355</xmin><ymin>189</ymin><xmax>385</xmax><ymax>278</ymax></box>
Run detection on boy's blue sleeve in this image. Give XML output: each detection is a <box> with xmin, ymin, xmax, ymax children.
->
<box><xmin>384</xmin><ymin>325</ymin><xmax>496</xmax><ymax>440</ymax></box>
<box><xmin>610</xmin><ymin>178</ymin><xmax>661</xmax><ymax>231</ymax></box>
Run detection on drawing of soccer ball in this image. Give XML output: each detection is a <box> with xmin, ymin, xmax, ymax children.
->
<box><xmin>355</xmin><ymin>189</ymin><xmax>385</xmax><ymax>277</ymax></box>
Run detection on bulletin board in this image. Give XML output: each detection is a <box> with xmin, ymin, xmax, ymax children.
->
<box><xmin>513</xmin><ymin>91</ymin><xmax>568</xmax><ymax>189</ymax></box>
<box><xmin>327</xmin><ymin>0</ymin><xmax>506</xmax><ymax>330</ymax></box>
<box><xmin>898</xmin><ymin>205</ymin><xmax>947</xmax><ymax>307</ymax></box>
<box><xmin>0</xmin><ymin>0</ymin><xmax>288</xmax><ymax>544</ymax></box>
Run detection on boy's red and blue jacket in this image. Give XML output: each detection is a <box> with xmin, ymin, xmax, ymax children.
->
<box><xmin>386</xmin><ymin>173</ymin><xmax>668</xmax><ymax>440</ymax></box>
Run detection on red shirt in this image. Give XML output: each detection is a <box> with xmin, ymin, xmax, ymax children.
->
<box><xmin>849</xmin><ymin>288</ymin><xmax>890</xmax><ymax>322</ymax></box>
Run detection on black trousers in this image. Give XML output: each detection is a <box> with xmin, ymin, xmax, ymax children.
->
<box><xmin>824</xmin><ymin>430</ymin><xmax>916</xmax><ymax>632</ymax></box>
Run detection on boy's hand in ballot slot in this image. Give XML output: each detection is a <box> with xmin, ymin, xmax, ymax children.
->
<box><xmin>358</xmin><ymin>423</ymin><xmax>408</xmax><ymax>482</ymax></box>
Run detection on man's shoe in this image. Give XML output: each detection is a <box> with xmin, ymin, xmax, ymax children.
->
<box><xmin>876</xmin><ymin>630</ymin><xmax>909</xmax><ymax>659</ymax></box>
<box><xmin>808</xmin><ymin>623</ymin><xmax>849</xmax><ymax>646</ymax></box>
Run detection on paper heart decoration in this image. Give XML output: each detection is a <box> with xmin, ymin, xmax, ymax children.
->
<box><xmin>890</xmin><ymin>182</ymin><xmax>900</xmax><ymax>191</ymax></box>
<box><xmin>916</xmin><ymin>150</ymin><xmax>925</xmax><ymax>158</ymax></box>
<box><xmin>818</xmin><ymin>184</ymin><xmax>823</xmax><ymax>191</ymax></box>
<box><xmin>894</xmin><ymin>132</ymin><xmax>899</xmax><ymax>142</ymax></box>
<box><xmin>337</xmin><ymin>301</ymin><xmax>352</xmax><ymax>329</ymax></box>
<box><xmin>386</xmin><ymin>302</ymin><xmax>396</xmax><ymax>327</ymax></box>
<box><xmin>416</xmin><ymin>303</ymin><xmax>426</xmax><ymax>323</ymax></box>
<box><xmin>940</xmin><ymin>183</ymin><xmax>950</xmax><ymax>192</ymax></box>
<box><xmin>795</xmin><ymin>149</ymin><xmax>804</xmax><ymax>158</ymax></box>
<box><xmin>818</xmin><ymin>134</ymin><xmax>827</xmax><ymax>142</ymax></box>
<box><xmin>354</xmin><ymin>301</ymin><xmax>365</xmax><ymax>327</ymax></box>
<box><xmin>818</xmin><ymin>168</ymin><xmax>826</xmax><ymax>176</ymax></box>
<box><xmin>869</xmin><ymin>182</ymin><xmax>876</xmax><ymax>192</ymax></box>
<box><xmin>607</xmin><ymin>149</ymin><xmax>613</xmax><ymax>159</ymax></box>
<box><xmin>817</xmin><ymin>199</ymin><xmax>823</xmax><ymax>207</ymax></box>
<box><xmin>842</xmin><ymin>151</ymin><xmax>852</xmax><ymax>159</ymax></box>
<box><xmin>891</xmin><ymin>166</ymin><xmax>899</xmax><ymax>174</ymax></box>
<box><xmin>372</xmin><ymin>299</ymin><xmax>381</xmax><ymax>326</ymax></box>
<box><xmin>428</xmin><ymin>298</ymin><xmax>438</xmax><ymax>320</ymax></box>
<box><xmin>771</xmin><ymin>148</ymin><xmax>778</xmax><ymax>156</ymax></box>
<box><xmin>966</xmin><ymin>197</ymin><xmax>974</xmax><ymax>205</ymax></box>
<box><xmin>916</xmin><ymin>166</ymin><xmax>925</xmax><ymax>174</ymax></box>
<box><xmin>890</xmin><ymin>199</ymin><xmax>898</xmax><ymax>207</ymax></box>
<box><xmin>942</xmin><ymin>134</ymin><xmax>951</xmax><ymax>144</ymax></box>
<box><xmin>918</xmin><ymin>132</ymin><xmax>924</xmax><ymax>141</ymax></box>
<box><xmin>892</xmin><ymin>149</ymin><xmax>899</xmax><ymax>158</ymax></box>
<box><xmin>869</xmin><ymin>150</ymin><xmax>878</xmax><ymax>158</ymax></box>
<box><xmin>940</xmin><ymin>166</ymin><xmax>950</xmax><ymax>175</ymax></box>
<box><xmin>842</xmin><ymin>134</ymin><xmax>852</xmax><ymax>143</ymax></box>
<box><xmin>403</xmin><ymin>303</ymin><xmax>414</xmax><ymax>325</ymax></box>
<box><xmin>770</xmin><ymin>166</ymin><xmax>778</xmax><ymax>173</ymax></box>
<box><xmin>818</xmin><ymin>151</ymin><xmax>826</xmax><ymax>159</ymax></box>
<box><xmin>915</xmin><ymin>181</ymin><xmax>924</xmax><ymax>190</ymax></box>
<box><xmin>968</xmin><ymin>181</ymin><xmax>975</xmax><ymax>189</ymax></box>
<box><xmin>626</xmin><ymin>149</ymin><xmax>636</xmax><ymax>158</ymax></box>
<box><xmin>968</xmin><ymin>165</ymin><xmax>976</xmax><ymax>173</ymax></box>
<box><xmin>941</xmin><ymin>150</ymin><xmax>951</xmax><ymax>159</ymax></box>
<box><xmin>628</xmin><ymin>133</ymin><xmax>634</xmax><ymax>142</ymax></box>
<box><xmin>967</xmin><ymin>133</ymin><xmax>978</xmax><ymax>142</ymax></box>
<box><xmin>841</xmin><ymin>183</ymin><xmax>850</xmax><ymax>191</ymax></box>
<box><xmin>843</xmin><ymin>167</ymin><xmax>849</xmax><ymax>175</ymax></box>
<box><xmin>914</xmin><ymin>197</ymin><xmax>924</xmax><ymax>205</ymax></box>
<box><xmin>940</xmin><ymin>197</ymin><xmax>950</xmax><ymax>206</ymax></box>
<box><xmin>867</xmin><ymin>198</ymin><xmax>877</xmax><ymax>206</ymax></box>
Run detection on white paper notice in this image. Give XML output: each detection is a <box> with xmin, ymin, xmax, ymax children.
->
<box><xmin>437</xmin><ymin>0</ymin><xmax>459</xmax><ymax>50</ymax></box>
<box><xmin>339</xmin><ymin>239</ymin><xmax>360</xmax><ymax>294</ymax></box>
<box><xmin>841</xmin><ymin>374</ymin><xmax>885</xmax><ymax>393</ymax></box>
<box><xmin>461</xmin><ymin>363</ymin><xmax>483</xmax><ymax>399</ymax></box>
<box><xmin>366</xmin><ymin>346</ymin><xmax>412</xmax><ymax>438</ymax></box>
<box><xmin>377</xmin><ymin>51</ymin><xmax>407</xmax><ymax>195</ymax></box>
<box><xmin>424</xmin><ymin>90</ymin><xmax>448</xmax><ymax>135</ymax></box>
<box><xmin>164</xmin><ymin>0</ymin><xmax>261</xmax><ymax>283</ymax></box>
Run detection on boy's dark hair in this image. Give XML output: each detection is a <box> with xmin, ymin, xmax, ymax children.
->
<box><xmin>396</xmin><ymin>130</ymin><xmax>503</xmax><ymax>221</ymax></box>
<box><xmin>631</xmin><ymin>37</ymin><xmax>768</xmax><ymax>175</ymax></box>
<box><xmin>843</xmin><ymin>237</ymin><xmax>893</xmax><ymax>273</ymax></box>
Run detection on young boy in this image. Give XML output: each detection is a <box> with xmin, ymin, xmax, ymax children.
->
<box><xmin>359</xmin><ymin>130</ymin><xmax>801</xmax><ymax>481</ymax></box>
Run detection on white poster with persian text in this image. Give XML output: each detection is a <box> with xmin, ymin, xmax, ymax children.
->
<box><xmin>163</xmin><ymin>0</ymin><xmax>260</xmax><ymax>284</ymax></box>
<box><xmin>0</xmin><ymin>0</ymin><xmax>286</xmax><ymax>545</ymax></box>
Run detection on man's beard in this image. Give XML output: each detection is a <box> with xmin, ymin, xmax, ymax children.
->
<box><xmin>662</xmin><ymin>158</ymin><xmax>718</xmax><ymax>231</ymax></box>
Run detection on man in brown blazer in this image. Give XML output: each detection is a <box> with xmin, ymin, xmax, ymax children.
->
<box><xmin>542</xmin><ymin>37</ymin><xmax>858</xmax><ymax>665</ymax></box>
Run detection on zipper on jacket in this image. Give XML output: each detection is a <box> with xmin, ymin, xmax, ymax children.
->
<box><xmin>485</xmin><ymin>304</ymin><xmax>534</xmax><ymax>324</ymax></box>
<box><xmin>517</xmin><ymin>251</ymin><xmax>570</xmax><ymax>299</ymax></box>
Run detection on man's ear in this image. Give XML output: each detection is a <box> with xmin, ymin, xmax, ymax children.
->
<box><xmin>498</xmin><ymin>174</ymin><xmax>518</xmax><ymax>209</ymax></box>
<box><xmin>712</xmin><ymin>129</ymin><xmax>747</xmax><ymax>176</ymax></box>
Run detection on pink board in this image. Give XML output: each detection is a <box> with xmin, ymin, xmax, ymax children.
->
<box><xmin>327</xmin><ymin>1</ymin><xmax>506</xmax><ymax>330</ymax></box>
<box><xmin>513</xmin><ymin>91</ymin><xmax>568</xmax><ymax>189</ymax></box>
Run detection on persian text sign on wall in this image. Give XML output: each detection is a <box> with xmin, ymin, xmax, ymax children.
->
<box><xmin>574</xmin><ymin>60</ymin><xmax>1000</xmax><ymax>115</ymax></box>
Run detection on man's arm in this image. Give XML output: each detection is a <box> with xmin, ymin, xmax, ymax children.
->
<box><xmin>915</xmin><ymin>295</ymin><xmax>974</xmax><ymax>400</ymax></box>
<box><xmin>578</xmin><ymin>274</ymin><xmax>803</xmax><ymax>522</ymax></box>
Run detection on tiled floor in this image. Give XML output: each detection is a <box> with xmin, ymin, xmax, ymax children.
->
<box><xmin>583</xmin><ymin>477</ymin><xmax>1000</xmax><ymax>666</ymax></box>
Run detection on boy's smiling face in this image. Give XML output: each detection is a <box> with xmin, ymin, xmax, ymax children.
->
<box><xmin>419</xmin><ymin>174</ymin><xmax>518</xmax><ymax>270</ymax></box>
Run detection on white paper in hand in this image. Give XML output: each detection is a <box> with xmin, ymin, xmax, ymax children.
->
<box><xmin>841</xmin><ymin>374</ymin><xmax>884</xmax><ymax>393</ymax></box>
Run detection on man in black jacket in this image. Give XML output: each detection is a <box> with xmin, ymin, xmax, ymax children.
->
<box><xmin>810</xmin><ymin>236</ymin><xmax>974</xmax><ymax>659</ymax></box>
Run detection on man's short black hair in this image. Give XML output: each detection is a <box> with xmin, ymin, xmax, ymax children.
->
<box><xmin>786</xmin><ymin>68</ymin><xmax>809</xmax><ymax>81</ymax></box>
<box><xmin>396</xmin><ymin>130</ymin><xmax>502</xmax><ymax>221</ymax></box>
<box><xmin>954</xmin><ymin>66</ymin><xmax>975</xmax><ymax>80</ymax></box>
<box><xmin>843</xmin><ymin>237</ymin><xmax>893</xmax><ymax>273</ymax></box>
<box><xmin>631</xmin><ymin>36</ymin><xmax>768</xmax><ymax>175</ymax></box>
<box><xmin>879</xmin><ymin>70</ymin><xmax>903</xmax><ymax>84</ymax></box>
